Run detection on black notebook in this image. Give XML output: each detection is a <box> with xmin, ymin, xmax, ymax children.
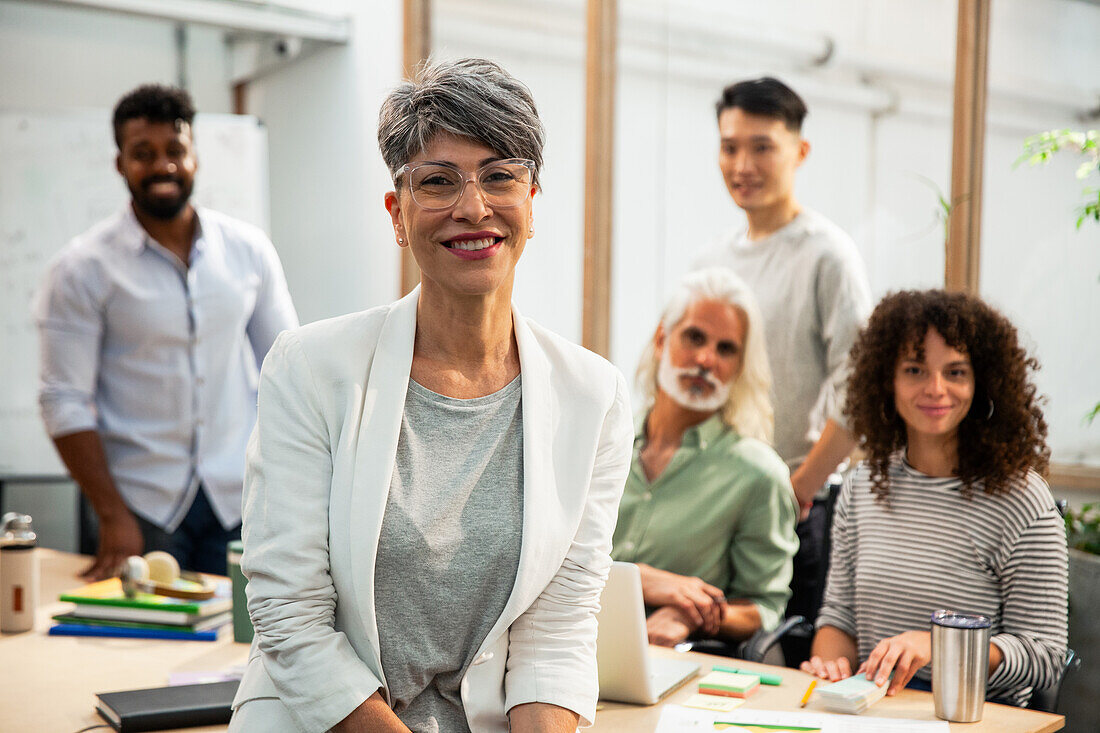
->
<box><xmin>95</xmin><ymin>680</ymin><xmax>240</xmax><ymax>732</ymax></box>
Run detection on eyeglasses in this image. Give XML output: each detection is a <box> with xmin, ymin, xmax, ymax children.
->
<box><xmin>396</xmin><ymin>159</ymin><xmax>536</xmax><ymax>211</ymax></box>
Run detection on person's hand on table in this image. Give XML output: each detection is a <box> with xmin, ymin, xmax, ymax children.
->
<box><xmin>800</xmin><ymin>654</ymin><xmax>854</xmax><ymax>682</ymax></box>
<box><xmin>646</xmin><ymin>605</ymin><xmax>696</xmax><ymax>647</ymax></box>
<box><xmin>82</xmin><ymin>510</ymin><xmax>144</xmax><ymax>580</ymax></box>
<box><xmin>639</xmin><ymin>565</ymin><xmax>726</xmax><ymax>635</ymax></box>
<box><xmin>858</xmin><ymin>630</ymin><xmax>931</xmax><ymax>695</ymax></box>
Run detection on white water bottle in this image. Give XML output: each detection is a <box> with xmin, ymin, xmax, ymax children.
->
<box><xmin>1</xmin><ymin>513</ymin><xmax>38</xmax><ymax>633</ymax></box>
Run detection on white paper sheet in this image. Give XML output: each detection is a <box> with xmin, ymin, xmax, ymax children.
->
<box><xmin>655</xmin><ymin>705</ymin><xmax>951</xmax><ymax>732</ymax></box>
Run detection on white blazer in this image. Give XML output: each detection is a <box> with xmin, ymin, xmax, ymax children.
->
<box><xmin>229</xmin><ymin>288</ymin><xmax>634</xmax><ymax>732</ymax></box>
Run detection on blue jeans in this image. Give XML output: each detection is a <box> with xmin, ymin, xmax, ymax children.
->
<box><xmin>80</xmin><ymin>487</ymin><xmax>240</xmax><ymax>575</ymax></box>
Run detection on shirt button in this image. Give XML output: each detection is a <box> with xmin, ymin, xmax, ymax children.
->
<box><xmin>622</xmin><ymin>541</ymin><xmax>635</xmax><ymax>553</ymax></box>
<box><xmin>642</xmin><ymin>492</ymin><xmax>652</xmax><ymax>501</ymax></box>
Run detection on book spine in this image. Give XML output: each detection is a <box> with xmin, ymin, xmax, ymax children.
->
<box><xmin>49</xmin><ymin>624</ymin><xmax>216</xmax><ymax>641</ymax></box>
<box><xmin>58</xmin><ymin>594</ymin><xmax>202</xmax><ymax>614</ymax></box>
<box><xmin>117</xmin><ymin>706</ymin><xmax>233</xmax><ymax>732</ymax></box>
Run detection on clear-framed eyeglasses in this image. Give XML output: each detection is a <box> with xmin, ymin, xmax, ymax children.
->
<box><xmin>396</xmin><ymin>158</ymin><xmax>536</xmax><ymax>211</ymax></box>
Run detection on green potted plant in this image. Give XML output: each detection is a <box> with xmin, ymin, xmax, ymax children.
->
<box><xmin>1065</xmin><ymin>503</ymin><xmax>1100</xmax><ymax>555</ymax></box>
<box><xmin>1016</xmin><ymin>130</ymin><xmax>1098</xmax><ymax>422</ymax></box>
<box><xmin>1017</xmin><ymin>128</ymin><xmax>1099</xmax><ymax>230</ymax></box>
<box><xmin>1017</xmin><ymin>130</ymin><xmax>1099</xmax><ymax>730</ymax></box>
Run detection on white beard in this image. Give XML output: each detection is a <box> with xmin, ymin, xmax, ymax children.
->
<box><xmin>656</xmin><ymin>348</ymin><xmax>731</xmax><ymax>413</ymax></box>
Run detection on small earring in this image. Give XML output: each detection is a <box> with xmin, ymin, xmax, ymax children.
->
<box><xmin>398</xmin><ymin>237</ymin><xmax>404</xmax><ymax>244</ymax></box>
<box><xmin>985</xmin><ymin>398</ymin><xmax>995</xmax><ymax>420</ymax></box>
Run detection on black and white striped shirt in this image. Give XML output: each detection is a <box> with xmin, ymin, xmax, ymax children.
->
<box><xmin>817</xmin><ymin>454</ymin><xmax>1068</xmax><ymax>706</ymax></box>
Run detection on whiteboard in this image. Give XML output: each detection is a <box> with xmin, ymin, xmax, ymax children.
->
<box><xmin>0</xmin><ymin>109</ymin><xmax>269</xmax><ymax>476</ymax></box>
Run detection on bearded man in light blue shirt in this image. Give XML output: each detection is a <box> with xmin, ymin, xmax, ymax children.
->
<box><xmin>36</xmin><ymin>84</ymin><xmax>298</xmax><ymax>579</ymax></box>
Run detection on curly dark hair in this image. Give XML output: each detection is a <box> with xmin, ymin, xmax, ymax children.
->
<box><xmin>112</xmin><ymin>84</ymin><xmax>196</xmax><ymax>149</ymax></box>
<box><xmin>845</xmin><ymin>289</ymin><xmax>1049</xmax><ymax>501</ymax></box>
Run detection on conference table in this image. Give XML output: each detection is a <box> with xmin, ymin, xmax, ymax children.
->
<box><xmin>1</xmin><ymin>550</ymin><xmax>1065</xmax><ymax>732</ymax></box>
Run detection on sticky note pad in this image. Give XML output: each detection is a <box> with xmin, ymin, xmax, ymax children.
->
<box><xmin>816</xmin><ymin>673</ymin><xmax>888</xmax><ymax>714</ymax></box>
<box><xmin>681</xmin><ymin>693</ymin><xmax>744</xmax><ymax>712</ymax></box>
<box><xmin>697</xmin><ymin>671</ymin><xmax>760</xmax><ymax>698</ymax></box>
<box><xmin>818</xmin><ymin>673</ymin><xmax>886</xmax><ymax>699</ymax></box>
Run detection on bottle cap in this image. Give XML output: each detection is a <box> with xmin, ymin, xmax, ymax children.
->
<box><xmin>0</xmin><ymin>513</ymin><xmax>36</xmax><ymax>547</ymax></box>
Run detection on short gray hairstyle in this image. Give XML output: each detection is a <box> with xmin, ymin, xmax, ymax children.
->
<box><xmin>637</xmin><ymin>268</ymin><xmax>775</xmax><ymax>444</ymax></box>
<box><xmin>377</xmin><ymin>57</ymin><xmax>545</xmax><ymax>186</ymax></box>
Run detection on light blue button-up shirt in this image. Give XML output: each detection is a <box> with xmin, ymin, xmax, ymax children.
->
<box><xmin>36</xmin><ymin>206</ymin><xmax>298</xmax><ymax>531</ymax></box>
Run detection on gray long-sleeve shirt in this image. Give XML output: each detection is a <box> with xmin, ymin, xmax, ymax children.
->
<box><xmin>818</xmin><ymin>456</ymin><xmax>1069</xmax><ymax>706</ymax></box>
<box><xmin>696</xmin><ymin>209</ymin><xmax>871</xmax><ymax>467</ymax></box>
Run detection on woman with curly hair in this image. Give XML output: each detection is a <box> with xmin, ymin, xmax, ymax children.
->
<box><xmin>799</xmin><ymin>289</ymin><xmax>1067</xmax><ymax>707</ymax></box>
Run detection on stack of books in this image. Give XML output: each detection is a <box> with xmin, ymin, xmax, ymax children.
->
<box><xmin>51</xmin><ymin>577</ymin><xmax>232</xmax><ymax>641</ymax></box>
<box><xmin>696</xmin><ymin>671</ymin><xmax>760</xmax><ymax>699</ymax></box>
<box><xmin>816</xmin><ymin>674</ymin><xmax>888</xmax><ymax>714</ymax></box>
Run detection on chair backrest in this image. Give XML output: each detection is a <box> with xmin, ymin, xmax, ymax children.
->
<box><xmin>786</xmin><ymin>477</ymin><xmax>843</xmax><ymax>623</ymax></box>
<box><xmin>782</xmin><ymin>477</ymin><xmax>843</xmax><ymax>667</ymax></box>
<box><xmin>1026</xmin><ymin>648</ymin><xmax>1079</xmax><ymax>713</ymax></box>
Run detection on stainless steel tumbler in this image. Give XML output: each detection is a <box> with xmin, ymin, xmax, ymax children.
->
<box><xmin>931</xmin><ymin>610</ymin><xmax>992</xmax><ymax>722</ymax></box>
<box><xmin>0</xmin><ymin>513</ymin><xmax>39</xmax><ymax>633</ymax></box>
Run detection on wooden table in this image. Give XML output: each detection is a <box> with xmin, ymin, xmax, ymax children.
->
<box><xmin>593</xmin><ymin>647</ymin><xmax>1065</xmax><ymax>732</ymax></box>
<box><xmin>2</xmin><ymin>549</ymin><xmax>249</xmax><ymax>733</ymax></box>
<box><xmin>1</xmin><ymin>550</ymin><xmax>1065</xmax><ymax>733</ymax></box>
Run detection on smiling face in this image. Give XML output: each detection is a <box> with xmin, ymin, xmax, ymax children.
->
<box><xmin>717</xmin><ymin>107</ymin><xmax>807</xmax><ymax>217</ymax></box>
<box><xmin>893</xmin><ymin>328</ymin><xmax>976</xmax><ymax>447</ymax></box>
<box><xmin>385</xmin><ymin>134</ymin><xmax>535</xmax><ymax>298</ymax></box>
<box><xmin>655</xmin><ymin>298</ymin><xmax>745</xmax><ymax>413</ymax></box>
<box><xmin>116</xmin><ymin>118</ymin><xmax>197</xmax><ymax>221</ymax></box>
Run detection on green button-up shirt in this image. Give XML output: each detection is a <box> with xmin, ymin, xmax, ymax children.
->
<box><xmin>611</xmin><ymin>412</ymin><xmax>798</xmax><ymax>631</ymax></box>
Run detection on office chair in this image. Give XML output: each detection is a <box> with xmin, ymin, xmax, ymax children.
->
<box><xmin>781</xmin><ymin>476</ymin><xmax>844</xmax><ymax>667</ymax></box>
<box><xmin>1025</xmin><ymin>648</ymin><xmax>1080</xmax><ymax>714</ymax></box>
<box><xmin>676</xmin><ymin>615</ymin><xmax>806</xmax><ymax>666</ymax></box>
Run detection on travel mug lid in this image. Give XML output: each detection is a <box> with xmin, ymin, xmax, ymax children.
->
<box><xmin>931</xmin><ymin>609</ymin><xmax>991</xmax><ymax>629</ymax></box>
<box><xmin>228</xmin><ymin>540</ymin><xmax>244</xmax><ymax>553</ymax></box>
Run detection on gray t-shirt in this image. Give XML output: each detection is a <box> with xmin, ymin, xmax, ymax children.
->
<box><xmin>696</xmin><ymin>209</ymin><xmax>871</xmax><ymax>467</ymax></box>
<box><xmin>374</xmin><ymin>376</ymin><xmax>524</xmax><ymax>733</ymax></box>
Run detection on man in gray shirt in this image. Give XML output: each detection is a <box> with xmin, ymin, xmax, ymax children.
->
<box><xmin>696</xmin><ymin>77</ymin><xmax>871</xmax><ymax>515</ymax></box>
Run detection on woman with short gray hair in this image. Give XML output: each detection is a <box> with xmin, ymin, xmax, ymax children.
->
<box><xmin>230</xmin><ymin>58</ymin><xmax>634</xmax><ymax>733</ymax></box>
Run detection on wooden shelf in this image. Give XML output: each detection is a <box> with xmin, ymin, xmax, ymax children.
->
<box><xmin>1050</xmin><ymin>462</ymin><xmax>1100</xmax><ymax>492</ymax></box>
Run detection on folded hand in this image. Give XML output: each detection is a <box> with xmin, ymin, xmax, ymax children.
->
<box><xmin>639</xmin><ymin>566</ymin><xmax>726</xmax><ymax>635</ymax></box>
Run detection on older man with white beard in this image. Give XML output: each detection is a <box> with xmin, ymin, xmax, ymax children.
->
<box><xmin>612</xmin><ymin>269</ymin><xmax>798</xmax><ymax>647</ymax></box>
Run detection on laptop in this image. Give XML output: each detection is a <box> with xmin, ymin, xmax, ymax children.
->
<box><xmin>595</xmin><ymin>561</ymin><xmax>700</xmax><ymax>704</ymax></box>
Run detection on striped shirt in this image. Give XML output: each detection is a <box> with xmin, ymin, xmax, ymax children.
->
<box><xmin>817</xmin><ymin>454</ymin><xmax>1068</xmax><ymax>706</ymax></box>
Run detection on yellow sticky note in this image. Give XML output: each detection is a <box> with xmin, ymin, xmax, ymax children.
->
<box><xmin>681</xmin><ymin>694</ymin><xmax>745</xmax><ymax>712</ymax></box>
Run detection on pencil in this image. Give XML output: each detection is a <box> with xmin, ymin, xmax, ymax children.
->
<box><xmin>799</xmin><ymin>679</ymin><xmax>817</xmax><ymax>707</ymax></box>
